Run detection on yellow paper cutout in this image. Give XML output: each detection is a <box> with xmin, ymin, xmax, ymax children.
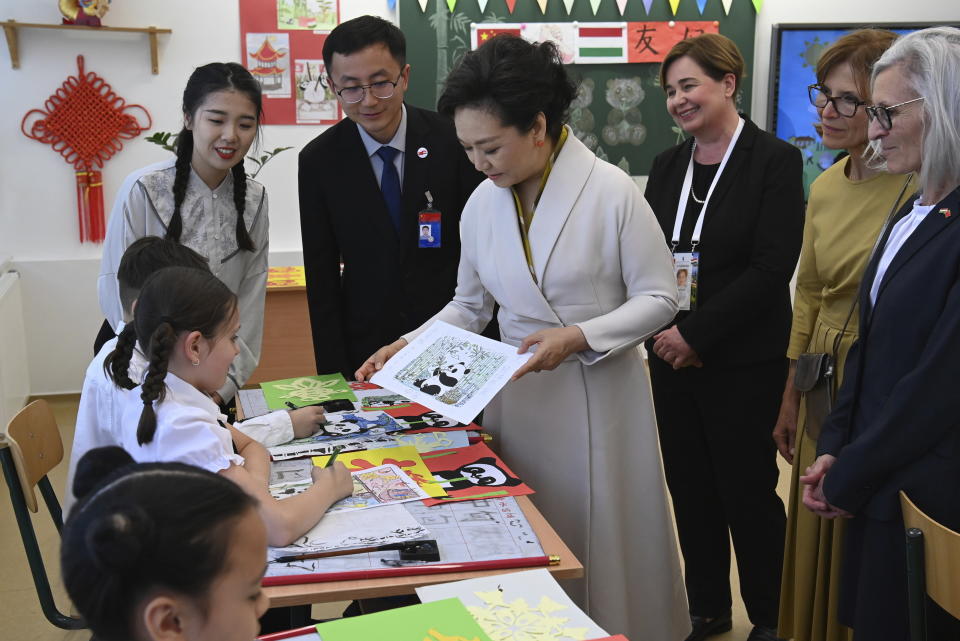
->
<box><xmin>669</xmin><ymin>0</ymin><xmax>681</xmax><ymax>15</ymax></box>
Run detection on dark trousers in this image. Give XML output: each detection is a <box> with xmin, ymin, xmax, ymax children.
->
<box><xmin>840</xmin><ymin>515</ymin><xmax>960</xmax><ymax>640</ymax></box>
<box><xmin>649</xmin><ymin>355</ymin><xmax>787</xmax><ymax>628</ymax></box>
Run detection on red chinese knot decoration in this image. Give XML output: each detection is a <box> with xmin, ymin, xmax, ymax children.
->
<box><xmin>21</xmin><ymin>55</ymin><xmax>151</xmax><ymax>243</ymax></box>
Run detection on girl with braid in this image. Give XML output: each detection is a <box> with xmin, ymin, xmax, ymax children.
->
<box><xmin>99</xmin><ymin>62</ymin><xmax>269</xmax><ymax>405</ymax></box>
<box><xmin>63</xmin><ymin>446</ymin><xmax>270</xmax><ymax>641</ymax></box>
<box><xmin>111</xmin><ymin>266</ymin><xmax>352</xmax><ymax>546</ymax></box>
<box><xmin>69</xmin><ymin>237</ymin><xmax>327</xmax><ymax>514</ymax></box>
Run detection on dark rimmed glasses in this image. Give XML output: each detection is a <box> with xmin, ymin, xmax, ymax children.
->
<box><xmin>807</xmin><ymin>84</ymin><xmax>866</xmax><ymax>117</ymax></box>
<box><xmin>335</xmin><ymin>73</ymin><xmax>403</xmax><ymax>104</ymax></box>
<box><xmin>865</xmin><ymin>97</ymin><xmax>925</xmax><ymax>131</ymax></box>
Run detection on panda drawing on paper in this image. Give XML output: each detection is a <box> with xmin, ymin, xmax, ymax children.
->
<box><xmin>433</xmin><ymin>457</ymin><xmax>523</xmax><ymax>491</ymax></box>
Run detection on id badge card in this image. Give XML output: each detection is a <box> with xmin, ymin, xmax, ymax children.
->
<box><xmin>673</xmin><ymin>251</ymin><xmax>699</xmax><ymax>311</ymax></box>
<box><xmin>418</xmin><ymin>209</ymin><xmax>441</xmax><ymax>248</ymax></box>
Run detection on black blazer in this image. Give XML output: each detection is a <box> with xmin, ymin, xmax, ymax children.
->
<box><xmin>818</xmin><ymin>186</ymin><xmax>960</xmax><ymax>524</ymax></box>
<box><xmin>299</xmin><ymin>105</ymin><xmax>483</xmax><ymax>377</ymax></box>
<box><xmin>643</xmin><ymin>117</ymin><xmax>804</xmax><ymax>366</ymax></box>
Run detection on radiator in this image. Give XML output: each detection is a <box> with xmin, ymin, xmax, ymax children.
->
<box><xmin>0</xmin><ymin>259</ymin><xmax>30</xmax><ymax>429</ymax></box>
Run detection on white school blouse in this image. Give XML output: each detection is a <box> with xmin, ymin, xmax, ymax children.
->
<box><xmin>118</xmin><ymin>372</ymin><xmax>245</xmax><ymax>473</ymax></box>
<box><xmin>98</xmin><ymin>158</ymin><xmax>269</xmax><ymax>401</ymax></box>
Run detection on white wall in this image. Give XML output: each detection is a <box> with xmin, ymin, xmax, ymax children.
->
<box><xmin>0</xmin><ymin>0</ymin><xmax>952</xmax><ymax>394</ymax></box>
<box><xmin>0</xmin><ymin>0</ymin><xmax>392</xmax><ymax>394</ymax></box>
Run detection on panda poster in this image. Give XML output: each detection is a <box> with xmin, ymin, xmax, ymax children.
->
<box><xmin>419</xmin><ymin>443</ymin><xmax>534</xmax><ymax>506</ymax></box>
<box><xmin>371</xmin><ymin>321</ymin><xmax>532</xmax><ymax>424</ymax></box>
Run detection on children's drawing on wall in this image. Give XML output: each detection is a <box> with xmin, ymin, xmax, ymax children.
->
<box><xmin>569</xmin><ymin>78</ymin><xmax>598</xmax><ymax>151</ymax></box>
<box><xmin>295</xmin><ymin>59</ymin><xmax>337</xmax><ymax>123</ymax></box>
<box><xmin>533</xmin><ymin>23</ymin><xmax>576</xmax><ymax>63</ymax></box>
<box><xmin>276</xmin><ymin>0</ymin><xmax>337</xmax><ymax>31</ymax></box>
<box><xmin>246</xmin><ymin>33</ymin><xmax>291</xmax><ymax>97</ymax></box>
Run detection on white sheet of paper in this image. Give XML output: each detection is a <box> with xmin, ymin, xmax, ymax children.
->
<box><xmin>371</xmin><ymin>321</ymin><xmax>532</xmax><ymax>424</ymax></box>
<box><xmin>237</xmin><ymin>388</ymin><xmax>271</xmax><ymax>418</ymax></box>
<box><xmin>266</xmin><ymin>496</ymin><xmax>543</xmax><ymax>578</ymax></box>
<box><xmin>416</xmin><ymin>568</ymin><xmax>608</xmax><ymax>640</ymax></box>
<box><xmin>269</xmin><ymin>503</ymin><xmax>430</xmax><ymax>559</ymax></box>
<box><xmin>268</xmin><ymin>432</ymin><xmax>398</xmax><ymax>461</ymax></box>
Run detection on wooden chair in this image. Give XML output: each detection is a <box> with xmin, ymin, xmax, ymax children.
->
<box><xmin>0</xmin><ymin>399</ymin><xmax>85</xmax><ymax>629</ymax></box>
<box><xmin>900</xmin><ymin>490</ymin><xmax>960</xmax><ymax>641</ymax></box>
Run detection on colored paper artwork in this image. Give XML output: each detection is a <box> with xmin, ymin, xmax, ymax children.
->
<box><xmin>246</xmin><ymin>33</ymin><xmax>291</xmax><ymax>97</ymax></box>
<box><xmin>417</xmin><ymin>569</ymin><xmax>609</xmax><ymax>641</ymax></box>
<box><xmin>328</xmin><ymin>464</ymin><xmax>430</xmax><ymax>513</ymax></box>
<box><xmin>420</xmin><ymin>443</ymin><xmax>534</xmax><ymax>506</ymax></box>
<box><xmin>294</xmin><ymin>60</ymin><xmax>338</xmax><ymax>124</ymax></box>
<box><xmin>394</xmin><ymin>430</ymin><xmax>471</xmax><ymax>453</ymax></box>
<box><xmin>371</xmin><ymin>321</ymin><xmax>531</xmax><ymax>424</ymax></box>
<box><xmin>359</xmin><ymin>393</ymin><xmax>419</xmax><ymax>411</ymax></box>
<box><xmin>385</xmin><ymin>402</ymin><xmax>474</xmax><ymax>431</ymax></box>
<box><xmin>471</xmin><ymin>21</ymin><xmax>720</xmax><ymax>64</ymax></box>
<box><xmin>266</xmin><ymin>265</ymin><xmax>306</xmax><ymax>288</ymax></box>
<box><xmin>312</xmin><ymin>445</ymin><xmax>447</xmax><ymax>498</ymax></box>
<box><xmin>268</xmin><ymin>431</ymin><xmax>399</xmax><ymax>461</ymax></box>
<box><xmin>238</xmin><ymin>0</ymin><xmax>340</xmax><ymax>125</ymax></box>
<box><xmin>349</xmin><ymin>380</ymin><xmax>381</xmax><ymax>391</ymax></box>
<box><xmin>276</xmin><ymin>0</ymin><xmax>337</xmax><ymax>31</ymax></box>
<box><xmin>314</xmin><ymin>598</ymin><xmax>494</xmax><ymax>641</ymax></box>
<box><xmin>260</xmin><ymin>373</ymin><xmax>357</xmax><ymax>410</ymax></box>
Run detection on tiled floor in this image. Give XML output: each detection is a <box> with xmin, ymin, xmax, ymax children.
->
<box><xmin>1</xmin><ymin>395</ymin><xmax>792</xmax><ymax>641</ymax></box>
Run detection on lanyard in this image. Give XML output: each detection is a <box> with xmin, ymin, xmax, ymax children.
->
<box><xmin>671</xmin><ymin>117</ymin><xmax>744</xmax><ymax>252</ymax></box>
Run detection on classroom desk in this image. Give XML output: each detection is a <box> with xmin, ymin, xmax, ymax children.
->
<box><xmin>264</xmin><ymin>495</ymin><xmax>583</xmax><ymax>608</ymax></box>
<box><xmin>234</xmin><ymin>395</ymin><xmax>584</xmax><ymax>607</ymax></box>
<box><xmin>246</xmin><ymin>267</ymin><xmax>316</xmax><ymax>386</ymax></box>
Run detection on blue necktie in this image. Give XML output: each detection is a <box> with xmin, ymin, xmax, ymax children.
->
<box><xmin>376</xmin><ymin>146</ymin><xmax>402</xmax><ymax>233</ymax></box>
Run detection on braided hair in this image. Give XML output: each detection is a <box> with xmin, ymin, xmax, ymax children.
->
<box><xmin>129</xmin><ymin>266</ymin><xmax>237</xmax><ymax>445</ymax></box>
<box><xmin>62</xmin><ymin>446</ymin><xmax>256</xmax><ymax>641</ymax></box>
<box><xmin>103</xmin><ymin>237</ymin><xmax>211</xmax><ymax>390</ymax></box>
<box><xmin>170</xmin><ymin>62</ymin><xmax>262</xmax><ymax>252</ymax></box>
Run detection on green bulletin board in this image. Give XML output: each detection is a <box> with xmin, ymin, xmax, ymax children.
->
<box><xmin>399</xmin><ymin>0</ymin><xmax>756</xmax><ymax>176</ymax></box>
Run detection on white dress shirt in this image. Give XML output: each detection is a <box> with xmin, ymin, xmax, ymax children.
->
<box><xmin>870</xmin><ymin>199</ymin><xmax>936</xmax><ymax>305</ymax></box>
<box><xmin>357</xmin><ymin>104</ymin><xmax>407</xmax><ymax>187</ymax></box>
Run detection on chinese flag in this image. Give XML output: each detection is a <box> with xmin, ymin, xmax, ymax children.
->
<box><xmin>476</xmin><ymin>27</ymin><xmax>522</xmax><ymax>48</ymax></box>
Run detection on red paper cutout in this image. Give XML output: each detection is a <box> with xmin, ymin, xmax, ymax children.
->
<box><xmin>420</xmin><ymin>443</ymin><xmax>534</xmax><ymax>506</ymax></box>
<box><xmin>21</xmin><ymin>55</ymin><xmax>151</xmax><ymax>242</ymax></box>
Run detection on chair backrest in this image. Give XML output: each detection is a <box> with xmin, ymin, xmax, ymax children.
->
<box><xmin>0</xmin><ymin>399</ymin><xmax>84</xmax><ymax>630</ymax></box>
<box><xmin>900</xmin><ymin>490</ymin><xmax>960</xmax><ymax>619</ymax></box>
<box><xmin>4</xmin><ymin>399</ymin><xmax>63</xmax><ymax>513</ymax></box>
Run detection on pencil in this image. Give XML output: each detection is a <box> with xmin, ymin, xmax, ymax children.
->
<box><xmin>324</xmin><ymin>445</ymin><xmax>343</xmax><ymax>468</ymax></box>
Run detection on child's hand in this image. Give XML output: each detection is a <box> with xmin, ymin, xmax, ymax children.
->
<box><xmin>288</xmin><ymin>406</ymin><xmax>326</xmax><ymax>438</ymax></box>
<box><xmin>311</xmin><ymin>462</ymin><xmax>353</xmax><ymax>500</ymax></box>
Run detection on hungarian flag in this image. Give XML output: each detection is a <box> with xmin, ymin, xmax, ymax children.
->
<box><xmin>575</xmin><ymin>24</ymin><xmax>627</xmax><ymax>63</ymax></box>
<box><xmin>473</xmin><ymin>25</ymin><xmax>523</xmax><ymax>49</ymax></box>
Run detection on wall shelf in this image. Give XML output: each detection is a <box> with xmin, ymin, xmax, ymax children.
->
<box><xmin>2</xmin><ymin>20</ymin><xmax>172</xmax><ymax>74</ymax></box>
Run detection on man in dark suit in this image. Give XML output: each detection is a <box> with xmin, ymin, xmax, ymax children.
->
<box><xmin>299</xmin><ymin>16</ymin><xmax>483</xmax><ymax>377</ymax></box>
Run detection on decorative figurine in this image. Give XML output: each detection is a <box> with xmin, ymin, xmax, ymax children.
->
<box><xmin>59</xmin><ymin>0</ymin><xmax>111</xmax><ymax>27</ymax></box>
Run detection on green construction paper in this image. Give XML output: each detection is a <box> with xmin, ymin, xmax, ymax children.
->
<box><xmin>315</xmin><ymin>598</ymin><xmax>494</xmax><ymax>641</ymax></box>
<box><xmin>259</xmin><ymin>373</ymin><xmax>356</xmax><ymax>410</ymax></box>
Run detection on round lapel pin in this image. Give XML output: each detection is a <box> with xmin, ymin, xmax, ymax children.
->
<box><xmin>417</xmin><ymin>147</ymin><xmax>429</xmax><ymax>159</ymax></box>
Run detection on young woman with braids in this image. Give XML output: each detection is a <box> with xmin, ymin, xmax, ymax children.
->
<box><xmin>110</xmin><ymin>266</ymin><xmax>352</xmax><ymax>546</ymax></box>
<box><xmin>63</xmin><ymin>446</ymin><xmax>271</xmax><ymax>641</ymax></box>
<box><xmin>99</xmin><ymin>62</ymin><xmax>269</xmax><ymax>405</ymax></box>
<box><xmin>68</xmin><ymin>237</ymin><xmax>327</xmax><ymax>514</ymax></box>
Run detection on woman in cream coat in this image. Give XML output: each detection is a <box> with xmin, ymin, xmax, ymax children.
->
<box><xmin>357</xmin><ymin>36</ymin><xmax>689</xmax><ymax>641</ymax></box>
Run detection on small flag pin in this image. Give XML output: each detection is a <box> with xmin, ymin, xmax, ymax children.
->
<box><xmin>417</xmin><ymin>147</ymin><xmax>429</xmax><ymax>159</ymax></box>
<box><xmin>941</xmin><ymin>208</ymin><xmax>952</xmax><ymax>218</ymax></box>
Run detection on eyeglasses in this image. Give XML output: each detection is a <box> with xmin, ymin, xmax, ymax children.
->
<box><xmin>865</xmin><ymin>97</ymin><xmax>925</xmax><ymax>131</ymax></box>
<box><xmin>335</xmin><ymin>73</ymin><xmax>403</xmax><ymax>104</ymax></box>
<box><xmin>807</xmin><ymin>84</ymin><xmax>865</xmax><ymax>118</ymax></box>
